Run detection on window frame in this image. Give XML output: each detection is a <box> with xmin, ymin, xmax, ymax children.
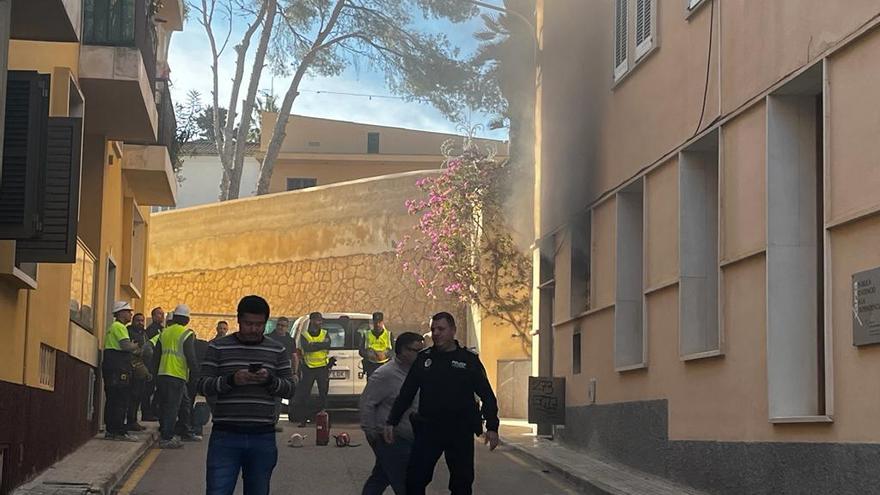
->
<box><xmin>367</xmin><ymin>132</ymin><xmax>380</xmax><ymax>154</ymax></box>
<box><xmin>613</xmin><ymin>0</ymin><xmax>629</xmax><ymax>81</ymax></box>
<box><xmin>635</xmin><ymin>0</ymin><xmax>654</xmax><ymax>60</ymax></box>
<box><xmin>69</xmin><ymin>240</ymin><xmax>98</xmax><ymax>332</ymax></box>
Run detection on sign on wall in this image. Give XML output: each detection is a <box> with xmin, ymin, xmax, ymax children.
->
<box><xmin>527</xmin><ymin>376</ymin><xmax>565</xmax><ymax>425</ymax></box>
<box><xmin>853</xmin><ymin>267</ymin><xmax>880</xmax><ymax>346</ymax></box>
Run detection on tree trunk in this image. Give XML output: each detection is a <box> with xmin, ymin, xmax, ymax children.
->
<box><xmin>228</xmin><ymin>0</ymin><xmax>276</xmax><ymax>200</ymax></box>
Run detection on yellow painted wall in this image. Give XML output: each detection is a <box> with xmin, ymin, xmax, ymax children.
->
<box><xmin>8</xmin><ymin>40</ymin><xmax>79</xmax><ymax>77</ymax></box>
<box><xmin>0</xmin><ymin>280</ymin><xmax>28</xmax><ymax>384</ymax></box>
<box><xmin>269</xmin><ymin>159</ymin><xmax>441</xmax><ymax>194</ymax></box>
<box><xmin>147</xmin><ymin>172</ymin><xmax>466</xmax><ymax>341</ymax></box>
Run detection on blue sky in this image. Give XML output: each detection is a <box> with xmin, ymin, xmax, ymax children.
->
<box><xmin>167</xmin><ymin>3</ymin><xmax>509</xmax><ymax>141</ymax></box>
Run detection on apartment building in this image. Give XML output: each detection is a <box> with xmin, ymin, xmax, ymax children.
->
<box><xmin>534</xmin><ymin>1</ymin><xmax>880</xmax><ymax>492</ymax></box>
<box><xmin>0</xmin><ymin>1</ymin><xmax>181</xmax><ymax>492</ymax></box>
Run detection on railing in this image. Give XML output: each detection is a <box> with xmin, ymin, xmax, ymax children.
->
<box><xmin>155</xmin><ymin>79</ymin><xmax>179</xmax><ymax>166</ymax></box>
<box><xmin>83</xmin><ymin>0</ymin><xmax>157</xmax><ymax>87</ymax></box>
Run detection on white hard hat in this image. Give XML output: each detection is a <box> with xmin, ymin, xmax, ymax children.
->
<box><xmin>112</xmin><ymin>301</ymin><xmax>133</xmax><ymax>314</ymax></box>
<box><xmin>173</xmin><ymin>304</ymin><xmax>191</xmax><ymax>318</ymax></box>
<box><xmin>288</xmin><ymin>433</ymin><xmax>305</xmax><ymax>448</ymax></box>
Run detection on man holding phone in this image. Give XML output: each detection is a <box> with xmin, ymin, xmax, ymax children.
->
<box><xmin>198</xmin><ymin>295</ymin><xmax>295</xmax><ymax>495</ymax></box>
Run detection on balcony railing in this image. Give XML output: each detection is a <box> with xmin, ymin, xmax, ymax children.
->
<box><xmin>155</xmin><ymin>79</ymin><xmax>178</xmax><ymax>158</ymax></box>
<box><xmin>83</xmin><ymin>0</ymin><xmax>157</xmax><ymax>87</ymax></box>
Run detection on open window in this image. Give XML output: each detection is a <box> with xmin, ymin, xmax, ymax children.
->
<box><xmin>69</xmin><ymin>241</ymin><xmax>97</xmax><ymax>332</ymax></box>
<box><xmin>570</xmin><ymin>212</ymin><xmax>592</xmax><ymax>315</ymax></box>
<box><xmin>615</xmin><ymin>178</ymin><xmax>646</xmax><ymax>370</ymax></box>
<box><xmin>679</xmin><ymin>130</ymin><xmax>720</xmax><ymax>359</ymax></box>
<box><xmin>122</xmin><ymin>198</ymin><xmax>146</xmax><ymax>298</ymax></box>
<box><xmin>765</xmin><ymin>64</ymin><xmax>830</xmax><ymax>422</ymax></box>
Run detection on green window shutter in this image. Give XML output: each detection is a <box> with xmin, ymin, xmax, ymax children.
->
<box><xmin>16</xmin><ymin>117</ymin><xmax>83</xmax><ymax>263</ymax></box>
<box><xmin>0</xmin><ymin>71</ymin><xmax>48</xmax><ymax>239</ymax></box>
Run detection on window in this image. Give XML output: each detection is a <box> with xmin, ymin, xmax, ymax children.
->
<box><xmin>687</xmin><ymin>0</ymin><xmax>709</xmax><ymax>13</ymax></box>
<box><xmin>39</xmin><ymin>344</ymin><xmax>56</xmax><ymax>389</ymax></box>
<box><xmin>615</xmin><ymin>178</ymin><xmax>645</xmax><ymax>370</ymax></box>
<box><xmin>367</xmin><ymin>132</ymin><xmax>380</xmax><ymax>154</ymax></box>
<box><xmin>679</xmin><ymin>130</ymin><xmax>720</xmax><ymax>358</ymax></box>
<box><xmin>70</xmin><ymin>242</ymin><xmax>97</xmax><ymax>331</ymax></box>
<box><xmin>635</xmin><ymin>0</ymin><xmax>653</xmax><ymax>59</ymax></box>
<box><xmin>122</xmin><ymin>198</ymin><xmax>145</xmax><ymax>296</ymax></box>
<box><xmin>614</xmin><ymin>0</ymin><xmax>628</xmax><ymax>79</ymax></box>
<box><xmin>572</xmin><ymin>327</ymin><xmax>582</xmax><ymax>375</ymax></box>
<box><xmin>287</xmin><ymin>177</ymin><xmax>317</xmax><ymax>191</ymax></box>
<box><xmin>570</xmin><ymin>213</ymin><xmax>591</xmax><ymax>315</ymax></box>
<box><xmin>765</xmin><ymin>64</ymin><xmax>828</xmax><ymax>421</ymax></box>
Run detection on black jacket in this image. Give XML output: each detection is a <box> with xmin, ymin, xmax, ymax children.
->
<box><xmin>387</xmin><ymin>341</ymin><xmax>499</xmax><ymax>435</ymax></box>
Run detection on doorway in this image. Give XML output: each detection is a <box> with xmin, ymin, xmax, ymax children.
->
<box><xmin>497</xmin><ymin>359</ymin><xmax>530</xmax><ymax>419</ymax></box>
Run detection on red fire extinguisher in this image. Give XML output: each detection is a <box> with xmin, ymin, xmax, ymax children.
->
<box><xmin>316</xmin><ymin>410</ymin><xmax>330</xmax><ymax>446</ymax></box>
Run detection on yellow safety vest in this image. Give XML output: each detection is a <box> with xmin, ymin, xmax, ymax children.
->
<box><xmin>104</xmin><ymin>321</ymin><xmax>129</xmax><ymax>351</ymax></box>
<box><xmin>303</xmin><ymin>329</ymin><xmax>330</xmax><ymax>369</ymax></box>
<box><xmin>158</xmin><ymin>323</ymin><xmax>193</xmax><ymax>380</ymax></box>
<box><xmin>366</xmin><ymin>329</ymin><xmax>392</xmax><ymax>364</ymax></box>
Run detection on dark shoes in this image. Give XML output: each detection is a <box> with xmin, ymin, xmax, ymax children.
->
<box><xmin>180</xmin><ymin>433</ymin><xmax>203</xmax><ymax>442</ymax></box>
<box><xmin>141</xmin><ymin>415</ymin><xmax>159</xmax><ymax>422</ymax></box>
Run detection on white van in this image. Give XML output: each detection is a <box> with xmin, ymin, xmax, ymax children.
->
<box><xmin>290</xmin><ymin>312</ymin><xmax>373</xmax><ymax>409</ymax></box>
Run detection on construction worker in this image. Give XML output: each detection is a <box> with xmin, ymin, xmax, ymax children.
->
<box><xmin>385</xmin><ymin>311</ymin><xmax>500</xmax><ymax>495</ymax></box>
<box><xmin>360</xmin><ymin>312</ymin><xmax>393</xmax><ymax>378</ymax></box>
<box><xmin>102</xmin><ymin>301</ymin><xmax>139</xmax><ymax>441</ymax></box>
<box><xmin>155</xmin><ymin>304</ymin><xmax>200</xmax><ymax>448</ymax></box>
<box><xmin>292</xmin><ymin>312</ymin><xmax>331</xmax><ymax>427</ymax></box>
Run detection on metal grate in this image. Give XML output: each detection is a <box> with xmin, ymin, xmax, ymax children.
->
<box><xmin>39</xmin><ymin>344</ymin><xmax>56</xmax><ymax>388</ymax></box>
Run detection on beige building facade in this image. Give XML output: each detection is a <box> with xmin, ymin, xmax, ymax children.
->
<box><xmin>535</xmin><ymin>0</ymin><xmax>880</xmax><ymax>492</ymax></box>
<box><xmin>260</xmin><ymin>113</ymin><xmax>508</xmax><ymax>194</ymax></box>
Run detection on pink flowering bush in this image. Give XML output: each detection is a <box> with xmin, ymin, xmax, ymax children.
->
<box><xmin>396</xmin><ymin>140</ymin><xmax>532</xmax><ymax>352</ymax></box>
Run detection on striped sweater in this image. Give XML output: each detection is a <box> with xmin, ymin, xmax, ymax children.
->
<box><xmin>197</xmin><ymin>333</ymin><xmax>294</xmax><ymax>433</ymax></box>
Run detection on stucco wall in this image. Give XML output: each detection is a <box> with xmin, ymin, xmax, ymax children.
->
<box><xmin>539</xmin><ymin>0</ymin><xmax>880</xmax><ymax>449</ymax></box>
<box><xmin>146</xmin><ymin>171</ymin><xmax>467</xmax><ymax>341</ymax></box>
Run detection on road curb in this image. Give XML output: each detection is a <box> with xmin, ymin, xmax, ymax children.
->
<box><xmin>12</xmin><ymin>429</ymin><xmax>159</xmax><ymax>495</ymax></box>
<box><xmin>105</xmin><ymin>430</ymin><xmax>159</xmax><ymax>494</ymax></box>
<box><xmin>501</xmin><ymin>437</ymin><xmax>618</xmax><ymax>495</ymax></box>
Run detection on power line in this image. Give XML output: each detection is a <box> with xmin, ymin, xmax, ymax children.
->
<box><xmin>297</xmin><ymin>88</ymin><xmax>431</xmax><ymax>102</ymax></box>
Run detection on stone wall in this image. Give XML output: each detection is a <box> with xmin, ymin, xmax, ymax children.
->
<box><xmin>146</xmin><ymin>171</ymin><xmax>465</xmax><ymax>341</ymax></box>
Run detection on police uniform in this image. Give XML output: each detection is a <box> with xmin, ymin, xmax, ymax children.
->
<box><xmin>386</xmin><ymin>341</ymin><xmax>499</xmax><ymax>495</ymax></box>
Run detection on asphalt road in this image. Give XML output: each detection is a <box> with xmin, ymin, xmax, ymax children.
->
<box><xmin>121</xmin><ymin>412</ymin><xmax>578</xmax><ymax>495</ymax></box>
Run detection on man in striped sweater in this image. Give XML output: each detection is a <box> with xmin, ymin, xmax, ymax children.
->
<box><xmin>197</xmin><ymin>295</ymin><xmax>294</xmax><ymax>495</ymax></box>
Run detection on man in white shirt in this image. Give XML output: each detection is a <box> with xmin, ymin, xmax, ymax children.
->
<box><xmin>359</xmin><ymin>332</ymin><xmax>425</xmax><ymax>495</ymax></box>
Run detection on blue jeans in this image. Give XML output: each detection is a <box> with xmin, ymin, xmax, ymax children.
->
<box><xmin>206</xmin><ymin>430</ymin><xmax>278</xmax><ymax>495</ymax></box>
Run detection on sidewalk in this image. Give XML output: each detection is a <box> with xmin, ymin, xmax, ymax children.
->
<box><xmin>12</xmin><ymin>426</ymin><xmax>158</xmax><ymax>495</ymax></box>
<box><xmin>499</xmin><ymin>421</ymin><xmax>708</xmax><ymax>495</ymax></box>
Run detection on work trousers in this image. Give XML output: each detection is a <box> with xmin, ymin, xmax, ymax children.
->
<box><xmin>156</xmin><ymin>375</ymin><xmax>190</xmax><ymax>441</ymax></box>
<box><xmin>126</xmin><ymin>377</ymin><xmax>146</xmax><ymax>426</ymax></box>
<box><xmin>141</xmin><ymin>377</ymin><xmax>157</xmax><ymax>418</ymax></box>
<box><xmin>292</xmin><ymin>365</ymin><xmax>329</xmax><ymax>422</ymax></box>
<box><xmin>406</xmin><ymin>423</ymin><xmax>475</xmax><ymax>495</ymax></box>
<box><xmin>362</xmin><ymin>359</ymin><xmax>385</xmax><ymax>378</ymax></box>
<box><xmin>102</xmin><ymin>366</ymin><xmax>132</xmax><ymax>436</ymax></box>
<box><xmin>362</xmin><ymin>436</ymin><xmax>412</xmax><ymax>495</ymax></box>
<box><xmin>206</xmin><ymin>430</ymin><xmax>278</xmax><ymax>495</ymax></box>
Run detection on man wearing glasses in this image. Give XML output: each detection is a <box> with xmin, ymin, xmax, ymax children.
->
<box><xmin>359</xmin><ymin>332</ymin><xmax>425</xmax><ymax>495</ymax></box>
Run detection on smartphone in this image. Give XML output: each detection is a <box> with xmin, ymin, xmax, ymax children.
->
<box><xmin>248</xmin><ymin>363</ymin><xmax>262</xmax><ymax>373</ymax></box>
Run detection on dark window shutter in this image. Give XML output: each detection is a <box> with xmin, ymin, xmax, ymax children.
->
<box><xmin>367</xmin><ymin>132</ymin><xmax>379</xmax><ymax>154</ymax></box>
<box><xmin>16</xmin><ymin>117</ymin><xmax>83</xmax><ymax>263</ymax></box>
<box><xmin>0</xmin><ymin>71</ymin><xmax>48</xmax><ymax>239</ymax></box>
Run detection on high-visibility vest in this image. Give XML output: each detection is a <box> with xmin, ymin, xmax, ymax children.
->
<box><xmin>105</xmin><ymin>321</ymin><xmax>129</xmax><ymax>351</ymax></box>
<box><xmin>366</xmin><ymin>329</ymin><xmax>392</xmax><ymax>364</ymax></box>
<box><xmin>303</xmin><ymin>329</ymin><xmax>330</xmax><ymax>368</ymax></box>
<box><xmin>158</xmin><ymin>323</ymin><xmax>193</xmax><ymax>380</ymax></box>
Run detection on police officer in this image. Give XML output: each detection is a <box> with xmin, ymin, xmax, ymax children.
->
<box><xmin>102</xmin><ymin>301</ymin><xmax>140</xmax><ymax>441</ymax></box>
<box><xmin>360</xmin><ymin>311</ymin><xmax>393</xmax><ymax>378</ymax></box>
<box><xmin>292</xmin><ymin>312</ymin><xmax>332</xmax><ymax>426</ymax></box>
<box><xmin>384</xmin><ymin>311</ymin><xmax>500</xmax><ymax>495</ymax></box>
